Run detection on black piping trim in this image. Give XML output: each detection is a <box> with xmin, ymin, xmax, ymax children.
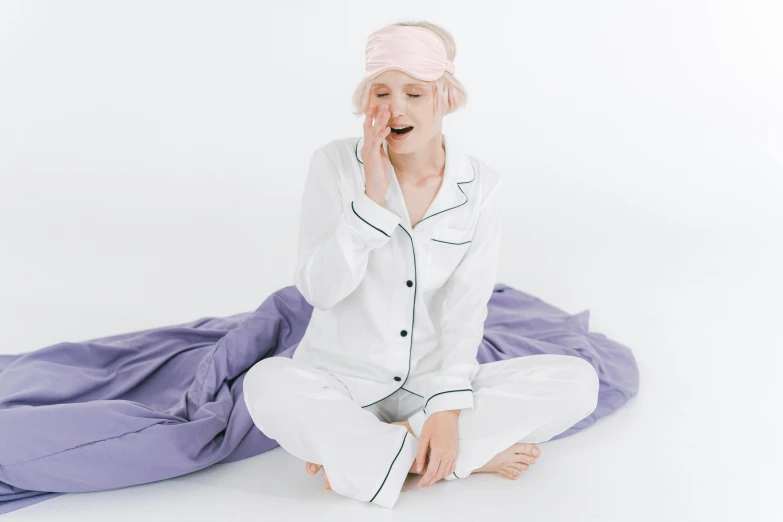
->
<box><xmin>354</xmin><ymin>138</ymin><xmax>476</xmax><ymax>229</ymax></box>
<box><xmin>370</xmin><ymin>431</ymin><xmax>408</xmax><ymax>503</ymax></box>
<box><xmin>353</xmin><ymin>137</ymin><xmax>477</xmax><ymax>408</ymax></box>
<box><xmin>351</xmin><ymin>201</ymin><xmax>390</xmax><ymax>237</ymax></box>
<box><xmin>422</xmin><ymin>388</ymin><xmax>473</xmax><ymax>414</ymax></box>
<box><xmin>360</xmin><ymin>223</ymin><xmax>417</xmax><ymax>408</ymax></box>
<box><xmin>432</xmin><ymin>239</ymin><xmax>472</xmax><ymax>245</ymax></box>
<box><xmin>415</xmin><ymin>176</ymin><xmax>472</xmax><ymax>226</ymax></box>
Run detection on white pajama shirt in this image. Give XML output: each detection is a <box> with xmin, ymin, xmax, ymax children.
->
<box><xmin>291</xmin><ymin>133</ymin><xmax>503</xmax><ymax>421</ymax></box>
<box><xmin>243</xmin><ymin>134</ymin><xmax>601</xmax><ymax>508</ymax></box>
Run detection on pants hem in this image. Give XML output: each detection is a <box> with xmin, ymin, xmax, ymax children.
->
<box><xmin>369</xmin><ymin>428</ymin><xmax>417</xmax><ymax>508</ymax></box>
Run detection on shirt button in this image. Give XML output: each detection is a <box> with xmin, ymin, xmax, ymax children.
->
<box><xmin>406</xmin><ymin>280</ymin><xmax>413</xmax><ymax>287</ymax></box>
<box><xmin>394</xmin><ymin>376</ymin><xmax>402</xmax><ymax>381</ymax></box>
<box><xmin>400</xmin><ymin>330</ymin><xmax>407</xmax><ymax>337</ymax></box>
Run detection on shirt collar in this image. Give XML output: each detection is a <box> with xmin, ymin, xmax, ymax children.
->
<box><xmin>354</xmin><ymin>133</ymin><xmax>475</xmax><ymax>226</ymax></box>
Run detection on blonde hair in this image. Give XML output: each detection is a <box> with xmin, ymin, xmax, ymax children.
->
<box><xmin>351</xmin><ymin>20</ymin><xmax>468</xmax><ymax>117</ymax></box>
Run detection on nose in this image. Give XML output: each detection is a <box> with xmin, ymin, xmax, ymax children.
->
<box><xmin>385</xmin><ymin>96</ymin><xmax>407</xmax><ymax>117</ymax></box>
<box><xmin>387</xmin><ymin>106</ymin><xmax>406</xmax><ymax>123</ymax></box>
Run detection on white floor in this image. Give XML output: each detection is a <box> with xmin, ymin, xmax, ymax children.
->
<box><xmin>2</xmin><ymin>216</ymin><xmax>780</xmax><ymax>522</ymax></box>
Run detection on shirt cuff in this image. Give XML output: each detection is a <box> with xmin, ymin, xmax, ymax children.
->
<box><xmin>423</xmin><ymin>374</ymin><xmax>473</xmax><ymax>418</ymax></box>
<box><xmin>348</xmin><ymin>191</ymin><xmax>401</xmax><ymax>244</ymax></box>
<box><xmin>424</xmin><ymin>389</ymin><xmax>474</xmax><ymax>419</ymax></box>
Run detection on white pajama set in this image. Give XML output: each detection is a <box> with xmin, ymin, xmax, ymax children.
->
<box><xmin>243</xmin><ymin>134</ymin><xmax>600</xmax><ymax>508</ymax></box>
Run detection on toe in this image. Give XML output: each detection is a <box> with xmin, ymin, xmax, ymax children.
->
<box><xmin>516</xmin><ymin>443</ymin><xmax>541</xmax><ymax>459</ymax></box>
<box><xmin>515</xmin><ymin>453</ymin><xmax>537</xmax><ymax>465</ymax></box>
<box><xmin>509</xmin><ymin>462</ymin><xmax>528</xmax><ymax>473</ymax></box>
<box><xmin>515</xmin><ymin>442</ymin><xmax>537</xmax><ymax>454</ymax></box>
<box><xmin>501</xmin><ymin>467</ymin><xmax>519</xmax><ymax>479</ymax></box>
<box><xmin>530</xmin><ymin>444</ymin><xmax>541</xmax><ymax>457</ymax></box>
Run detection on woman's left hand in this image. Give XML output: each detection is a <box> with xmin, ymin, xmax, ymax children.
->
<box><xmin>415</xmin><ymin>409</ymin><xmax>459</xmax><ymax>487</ymax></box>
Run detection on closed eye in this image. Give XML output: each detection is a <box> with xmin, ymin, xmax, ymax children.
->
<box><xmin>376</xmin><ymin>94</ymin><xmax>420</xmax><ymax>98</ymax></box>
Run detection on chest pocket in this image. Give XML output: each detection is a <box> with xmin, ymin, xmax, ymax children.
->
<box><xmin>423</xmin><ymin>225</ymin><xmax>474</xmax><ymax>289</ymax></box>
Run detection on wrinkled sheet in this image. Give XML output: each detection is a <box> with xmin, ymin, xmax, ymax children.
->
<box><xmin>0</xmin><ymin>283</ymin><xmax>639</xmax><ymax>514</ymax></box>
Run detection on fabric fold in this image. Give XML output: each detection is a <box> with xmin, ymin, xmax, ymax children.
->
<box><xmin>0</xmin><ymin>282</ymin><xmax>639</xmax><ymax>515</ymax></box>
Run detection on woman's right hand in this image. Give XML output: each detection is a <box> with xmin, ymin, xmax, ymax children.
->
<box><xmin>361</xmin><ymin>104</ymin><xmax>393</xmax><ymax>205</ymax></box>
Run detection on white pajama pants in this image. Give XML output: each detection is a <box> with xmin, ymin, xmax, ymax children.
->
<box><xmin>242</xmin><ymin>353</ymin><xmax>599</xmax><ymax>509</ymax></box>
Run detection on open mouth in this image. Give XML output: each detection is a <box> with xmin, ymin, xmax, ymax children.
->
<box><xmin>390</xmin><ymin>126</ymin><xmax>414</xmax><ymax>135</ymax></box>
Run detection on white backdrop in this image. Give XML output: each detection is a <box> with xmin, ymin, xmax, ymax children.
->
<box><xmin>1</xmin><ymin>1</ymin><xmax>781</xmax><ymax>521</ymax></box>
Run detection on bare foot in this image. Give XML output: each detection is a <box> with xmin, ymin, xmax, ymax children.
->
<box><xmin>305</xmin><ymin>461</ymin><xmax>331</xmax><ymax>490</ymax></box>
<box><xmin>392</xmin><ymin>420</ymin><xmax>539</xmax><ymax>480</ymax></box>
<box><xmin>473</xmin><ymin>442</ymin><xmax>540</xmax><ymax>480</ymax></box>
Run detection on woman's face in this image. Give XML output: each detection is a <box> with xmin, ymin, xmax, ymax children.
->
<box><xmin>367</xmin><ymin>69</ymin><xmax>443</xmax><ymax>154</ymax></box>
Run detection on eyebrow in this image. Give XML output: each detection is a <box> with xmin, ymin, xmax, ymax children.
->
<box><xmin>371</xmin><ymin>82</ymin><xmax>427</xmax><ymax>88</ymax></box>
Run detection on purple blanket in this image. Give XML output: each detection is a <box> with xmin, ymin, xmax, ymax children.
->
<box><xmin>0</xmin><ymin>283</ymin><xmax>639</xmax><ymax>514</ymax></box>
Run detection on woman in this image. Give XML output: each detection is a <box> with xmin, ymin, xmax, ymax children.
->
<box><xmin>242</xmin><ymin>21</ymin><xmax>599</xmax><ymax>509</ymax></box>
